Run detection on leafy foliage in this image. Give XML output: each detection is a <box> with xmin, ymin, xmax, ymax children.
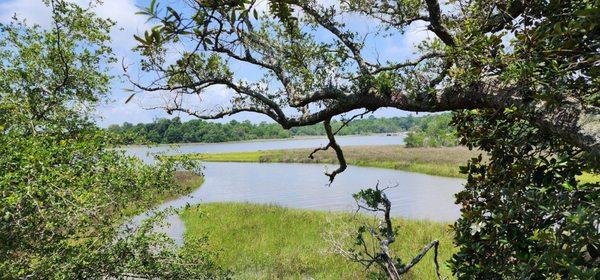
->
<box><xmin>450</xmin><ymin>109</ymin><xmax>599</xmax><ymax>278</ymax></box>
<box><xmin>106</xmin><ymin>115</ymin><xmax>422</xmax><ymax>145</ymax></box>
<box><xmin>445</xmin><ymin>1</ymin><xmax>600</xmax><ymax>277</ymax></box>
<box><xmin>0</xmin><ymin>1</ymin><xmax>227</xmax><ymax>278</ymax></box>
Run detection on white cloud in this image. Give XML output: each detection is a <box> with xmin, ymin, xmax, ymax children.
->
<box><xmin>0</xmin><ymin>0</ymin><xmax>52</xmax><ymax>26</ymax></box>
<box><xmin>95</xmin><ymin>99</ymin><xmax>158</xmax><ymax>126</ymax></box>
<box><xmin>0</xmin><ymin>0</ymin><xmax>146</xmax><ymax>55</ymax></box>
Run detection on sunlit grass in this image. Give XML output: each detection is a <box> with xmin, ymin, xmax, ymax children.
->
<box><xmin>181</xmin><ymin>202</ymin><xmax>456</xmax><ymax>279</ymax></box>
<box><xmin>577</xmin><ymin>172</ymin><xmax>600</xmax><ymax>184</ymax></box>
<box><xmin>186</xmin><ymin>151</ymin><xmax>263</xmax><ymax>162</ymax></box>
<box><xmin>185</xmin><ymin>145</ymin><xmax>479</xmax><ymax>178</ymax></box>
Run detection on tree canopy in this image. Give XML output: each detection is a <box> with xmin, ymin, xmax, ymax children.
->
<box><xmin>0</xmin><ymin>1</ymin><xmax>227</xmax><ymax>278</ymax></box>
<box><xmin>130</xmin><ymin>0</ymin><xmax>598</xmax><ymax>162</ymax></box>
<box><xmin>130</xmin><ymin>0</ymin><xmax>599</xmax><ymax>277</ymax></box>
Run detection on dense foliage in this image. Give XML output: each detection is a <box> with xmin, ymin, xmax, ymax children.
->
<box><xmin>107</xmin><ymin>115</ymin><xmax>424</xmax><ymax>145</ymax></box>
<box><xmin>131</xmin><ymin>0</ymin><xmax>599</xmax><ymax>278</ymax></box>
<box><xmin>403</xmin><ymin>113</ymin><xmax>457</xmax><ymax>148</ymax></box>
<box><xmin>450</xmin><ymin>109</ymin><xmax>599</xmax><ymax>278</ymax></box>
<box><xmin>0</xmin><ymin>130</ymin><xmax>227</xmax><ymax>279</ymax></box>
<box><xmin>447</xmin><ymin>0</ymin><xmax>600</xmax><ymax>277</ymax></box>
<box><xmin>0</xmin><ymin>1</ymin><xmax>227</xmax><ymax>278</ymax></box>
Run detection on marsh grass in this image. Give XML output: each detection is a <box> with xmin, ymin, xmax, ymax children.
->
<box><xmin>186</xmin><ymin>145</ymin><xmax>479</xmax><ymax>178</ymax></box>
<box><xmin>577</xmin><ymin>172</ymin><xmax>600</xmax><ymax>184</ymax></box>
<box><xmin>181</xmin><ymin>202</ymin><xmax>456</xmax><ymax>280</ymax></box>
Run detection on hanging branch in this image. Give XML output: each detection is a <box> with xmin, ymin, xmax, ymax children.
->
<box><xmin>308</xmin><ymin>110</ymin><xmax>372</xmax><ymax>183</ymax></box>
<box><xmin>307</xmin><ymin>118</ymin><xmax>347</xmax><ymax>183</ymax></box>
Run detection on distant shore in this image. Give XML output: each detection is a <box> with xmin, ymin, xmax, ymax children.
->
<box><xmin>181</xmin><ymin>145</ymin><xmax>475</xmax><ymax>178</ymax></box>
<box><xmin>115</xmin><ymin>132</ymin><xmax>407</xmax><ymax>148</ymax></box>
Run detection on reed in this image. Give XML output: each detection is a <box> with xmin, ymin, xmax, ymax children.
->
<box><xmin>185</xmin><ymin>145</ymin><xmax>479</xmax><ymax>178</ymax></box>
<box><xmin>181</xmin><ymin>202</ymin><xmax>456</xmax><ymax>279</ymax></box>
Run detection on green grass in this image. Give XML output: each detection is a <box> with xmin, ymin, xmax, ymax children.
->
<box><xmin>577</xmin><ymin>172</ymin><xmax>600</xmax><ymax>184</ymax></box>
<box><xmin>184</xmin><ymin>145</ymin><xmax>479</xmax><ymax>178</ymax></box>
<box><xmin>187</xmin><ymin>151</ymin><xmax>263</xmax><ymax>162</ymax></box>
<box><xmin>181</xmin><ymin>146</ymin><xmax>600</xmax><ymax>181</ymax></box>
<box><xmin>181</xmin><ymin>203</ymin><xmax>456</xmax><ymax>280</ymax></box>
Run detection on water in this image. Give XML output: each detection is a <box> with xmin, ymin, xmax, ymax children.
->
<box><xmin>138</xmin><ymin>162</ymin><xmax>463</xmax><ymax>244</ymax></box>
<box><xmin>123</xmin><ymin>134</ymin><xmax>405</xmax><ymax>162</ymax></box>
<box><xmin>125</xmin><ymin>134</ymin><xmax>464</xmax><ymax>244</ymax></box>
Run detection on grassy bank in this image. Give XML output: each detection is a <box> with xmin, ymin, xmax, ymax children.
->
<box><xmin>182</xmin><ymin>145</ymin><xmax>600</xmax><ymax>182</ymax></box>
<box><xmin>181</xmin><ymin>203</ymin><xmax>455</xmax><ymax>279</ymax></box>
<box><xmin>125</xmin><ymin>171</ymin><xmax>203</xmax><ymax>215</ymax></box>
<box><xmin>152</xmin><ymin>170</ymin><xmax>204</xmax><ymax>205</ymax></box>
<box><xmin>185</xmin><ymin>145</ymin><xmax>479</xmax><ymax>178</ymax></box>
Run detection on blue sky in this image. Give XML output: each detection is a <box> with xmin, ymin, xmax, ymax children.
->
<box><xmin>0</xmin><ymin>0</ymin><xmax>430</xmax><ymax>127</ymax></box>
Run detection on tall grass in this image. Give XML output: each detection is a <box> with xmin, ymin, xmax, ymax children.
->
<box><xmin>181</xmin><ymin>202</ymin><xmax>456</xmax><ymax>279</ymax></box>
<box><xmin>185</xmin><ymin>145</ymin><xmax>479</xmax><ymax>178</ymax></box>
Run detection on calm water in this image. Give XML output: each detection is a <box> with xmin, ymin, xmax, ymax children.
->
<box><xmin>123</xmin><ymin>134</ymin><xmax>405</xmax><ymax>162</ymax></box>
<box><xmin>138</xmin><ymin>162</ymin><xmax>463</xmax><ymax>244</ymax></box>
<box><xmin>127</xmin><ymin>134</ymin><xmax>464</xmax><ymax>244</ymax></box>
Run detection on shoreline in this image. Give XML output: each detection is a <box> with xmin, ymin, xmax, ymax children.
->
<box><xmin>181</xmin><ymin>145</ymin><xmax>475</xmax><ymax>179</ymax></box>
<box><xmin>113</xmin><ymin>132</ymin><xmax>407</xmax><ymax>148</ymax></box>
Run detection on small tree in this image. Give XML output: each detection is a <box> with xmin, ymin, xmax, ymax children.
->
<box><xmin>329</xmin><ymin>184</ymin><xmax>445</xmax><ymax>279</ymax></box>
<box><xmin>0</xmin><ymin>1</ymin><xmax>228</xmax><ymax>278</ymax></box>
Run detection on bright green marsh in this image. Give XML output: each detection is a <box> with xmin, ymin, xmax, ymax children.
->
<box><xmin>180</xmin><ymin>203</ymin><xmax>455</xmax><ymax>279</ymax></box>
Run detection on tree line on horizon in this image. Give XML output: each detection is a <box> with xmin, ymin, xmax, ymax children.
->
<box><xmin>106</xmin><ymin>114</ymin><xmax>457</xmax><ymax>146</ymax></box>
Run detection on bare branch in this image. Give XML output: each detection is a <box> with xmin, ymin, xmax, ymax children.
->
<box><xmin>343</xmin><ymin>184</ymin><xmax>447</xmax><ymax>279</ymax></box>
<box><xmin>424</xmin><ymin>0</ymin><xmax>456</xmax><ymax>46</ymax></box>
<box><xmin>397</xmin><ymin>240</ymin><xmax>445</xmax><ymax>279</ymax></box>
<box><xmin>369</xmin><ymin>52</ymin><xmax>445</xmax><ymax>75</ymax></box>
<box><xmin>323</xmin><ymin>118</ymin><xmax>347</xmax><ymax>183</ymax></box>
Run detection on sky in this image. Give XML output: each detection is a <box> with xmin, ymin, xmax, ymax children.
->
<box><xmin>0</xmin><ymin>0</ymin><xmax>430</xmax><ymax>127</ymax></box>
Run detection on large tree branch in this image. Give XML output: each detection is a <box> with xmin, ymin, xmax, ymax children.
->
<box><xmin>131</xmin><ymin>0</ymin><xmax>599</xmax><ymax>166</ymax></box>
<box><xmin>387</xmin><ymin>78</ymin><xmax>600</xmax><ymax>157</ymax></box>
<box><xmin>424</xmin><ymin>0</ymin><xmax>456</xmax><ymax>46</ymax></box>
<box><xmin>323</xmin><ymin>118</ymin><xmax>347</xmax><ymax>183</ymax></box>
<box><xmin>278</xmin><ymin>77</ymin><xmax>600</xmax><ymax>158</ymax></box>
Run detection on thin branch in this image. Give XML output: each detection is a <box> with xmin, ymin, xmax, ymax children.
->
<box><xmin>333</xmin><ymin>109</ymin><xmax>372</xmax><ymax>135</ymax></box>
<box><xmin>296</xmin><ymin>2</ymin><xmax>369</xmax><ymax>74</ymax></box>
<box><xmin>50</xmin><ymin>0</ymin><xmax>70</xmax><ymax>94</ymax></box>
<box><xmin>369</xmin><ymin>52</ymin><xmax>445</xmax><ymax>75</ymax></box>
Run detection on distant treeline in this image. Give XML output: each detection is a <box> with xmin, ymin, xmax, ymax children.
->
<box><xmin>107</xmin><ymin>114</ymin><xmax>457</xmax><ymax>145</ymax></box>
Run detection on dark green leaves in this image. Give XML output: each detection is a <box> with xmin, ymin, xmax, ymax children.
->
<box><xmin>450</xmin><ymin>108</ymin><xmax>599</xmax><ymax>278</ymax></box>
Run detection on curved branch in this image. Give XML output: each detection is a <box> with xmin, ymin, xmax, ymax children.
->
<box><xmin>323</xmin><ymin>118</ymin><xmax>347</xmax><ymax>183</ymax></box>
<box><xmin>296</xmin><ymin>2</ymin><xmax>369</xmax><ymax>73</ymax></box>
<box><xmin>424</xmin><ymin>0</ymin><xmax>456</xmax><ymax>46</ymax></box>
